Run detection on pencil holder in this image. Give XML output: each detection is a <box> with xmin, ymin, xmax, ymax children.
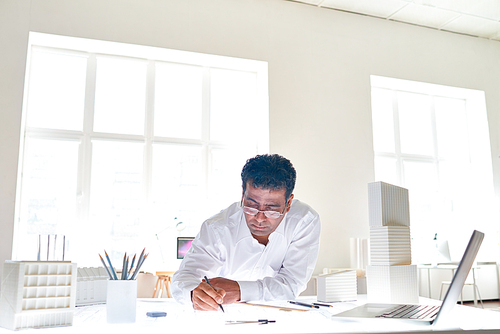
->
<box><xmin>106</xmin><ymin>280</ymin><xmax>137</xmax><ymax>324</ymax></box>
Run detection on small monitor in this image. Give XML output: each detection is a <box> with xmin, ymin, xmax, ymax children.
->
<box><xmin>436</xmin><ymin>240</ymin><xmax>452</xmax><ymax>263</ymax></box>
<box><xmin>177</xmin><ymin>237</ymin><xmax>194</xmax><ymax>259</ymax></box>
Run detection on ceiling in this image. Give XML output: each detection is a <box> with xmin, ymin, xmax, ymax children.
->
<box><xmin>289</xmin><ymin>0</ymin><xmax>500</xmax><ymax>41</ymax></box>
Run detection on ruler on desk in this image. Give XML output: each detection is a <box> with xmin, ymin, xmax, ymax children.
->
<box><xmin>235</xmin><ymin>301</ymin><xmax>309</xmax><ymax>312</ymax></box>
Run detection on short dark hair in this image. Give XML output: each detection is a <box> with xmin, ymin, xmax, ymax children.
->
<box><xmin>241</xmin><ymin>154</ymin><xmax>296</xmax><ymax>200</ymax></box>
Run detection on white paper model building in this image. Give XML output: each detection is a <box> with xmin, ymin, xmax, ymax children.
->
<box><xmin>369</xmin><ymin>226</ymin><xmax>411</xmax><ymax>265</ymax></box>
<box><xmin>317</xmin><ymin>270</ymin><xmax>357</xmax><ymax>303</ymax></box>
<box><xmin>366</xmin><ymin>182</ymin><xmax>418</xmax><ymax>303</ymax></box>
<box><xmin>0</xmin><ymin>261</ymin><xmax>77</xmax><ymax>330</ymax></box>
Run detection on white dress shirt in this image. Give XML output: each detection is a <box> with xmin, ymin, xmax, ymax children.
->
<box><xmin>171</xmin><ymin>199</ymin><xmax>321</xmax><ymax>304</ymax></box>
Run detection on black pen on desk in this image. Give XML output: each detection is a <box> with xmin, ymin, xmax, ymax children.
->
<box><xmin>313</xmin><ymin>302</ymin><xmax>333</xmax><ymax>308</ymax></box>
<box><xmin>288</xmin><ymin>301</ymin><xmax>319</xmax><ymax>309</ymax></box>
<box><xmin>204</xmin><ymin>276</ymin><xmax>225</xmax><ymax>312</ymax></box>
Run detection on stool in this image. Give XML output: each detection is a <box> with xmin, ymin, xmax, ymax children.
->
<box><xmin>152</xmin><ymin>272</ymin><xmax>174</xmax><ymax>298</ymax></box>
<box><xmin>439</xmin><ymin>267</ymin><xmax>483</xmax><ymax>308</ymax></box>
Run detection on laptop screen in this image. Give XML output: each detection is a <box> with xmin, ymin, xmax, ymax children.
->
<box><xmin>433</xmin><ymin>230</ymin><xmax>484</xmax><ymax>326</ymax></box>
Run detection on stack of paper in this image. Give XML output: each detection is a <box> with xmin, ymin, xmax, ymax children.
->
<box><xmin>317</xmin><ymin>270</ymin><xmax>357</xmax><ymax>303</ymax></box>
<box><xmin>366</xmin><ymin>265</ymin><xmax>419</xmax><ymax>304</ymax></box>
<box><xmin>369</xmin><ymin>226</ymin><xmax>411</xmax><ymax>265</ymax></box>
<box><xmin>366</xmin><ymin>182</ymin><xmax>418</xmax><ymax>304</ymax></box>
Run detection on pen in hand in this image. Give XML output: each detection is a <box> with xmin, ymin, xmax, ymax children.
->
<box><xmin>204</xmin><ymin>276</ymin><xmax>225</xmax><ymax>312</ymax></box>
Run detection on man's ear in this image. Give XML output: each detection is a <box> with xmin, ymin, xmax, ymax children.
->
<box><xmin>286</xmin><ymin>194</ymin><xmax>294</xmax><ymax>213</ymax></box>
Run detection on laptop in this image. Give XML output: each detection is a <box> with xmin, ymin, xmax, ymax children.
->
<box><xmin>333</xmin><ymin>230</ymin><xmax>484</xmax><ymax>327</ymax></box>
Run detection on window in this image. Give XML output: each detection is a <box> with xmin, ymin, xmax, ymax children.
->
<box><xmin>14</xmin><ymin>32</ymin><xmax>269</xmax><ymax>271</ymax></box>
<box><xmin>370</xmin><ymin>76</ymin><xmax>496</xmax><ymax>262</ymax></box>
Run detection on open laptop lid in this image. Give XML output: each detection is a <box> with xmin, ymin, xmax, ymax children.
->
<box><xmin>432</xmin><ymin>230</ymin><xmax>484</xmax><ymax>326</ymax></box>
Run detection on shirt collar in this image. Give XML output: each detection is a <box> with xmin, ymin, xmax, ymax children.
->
<box><xmin>236</xmin><ymin>209</ymin><xmax>252</xmax><ymax>242</ymax></box>
<box><xmin>235</xmin><ymin>207</ymin><xmax>287</xmax><ymax>243</ymax></box>
<box><xmin>269</xmin><ymin>214</ymin><xmax>286</xmax><ymax>241</ymax></box>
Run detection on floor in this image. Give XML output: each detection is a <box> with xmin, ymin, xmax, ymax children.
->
<box><xmin>462</xmin><ymin>299</ymin><xmax>500</xmax><ymax>312</ymax></box>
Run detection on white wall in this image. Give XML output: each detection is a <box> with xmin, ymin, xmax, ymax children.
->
<box><xmin>1</xmin><ymin>0</ymin><xmax>500</xmax><ymax>278</ymax></box>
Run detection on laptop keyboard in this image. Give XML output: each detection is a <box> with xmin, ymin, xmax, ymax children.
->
<box><xmin>376</xmin><ymin>304</ymin><xmax>440</xmax><ymax>320</ymax></box>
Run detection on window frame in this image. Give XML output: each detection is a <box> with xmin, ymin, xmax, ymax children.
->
<box><xmin>371</xmin><ymin>75</ymin><xmax>493</xmax><ymax>194</ymax></box>
<box><xmin>13</xmin><ymin>32</ymin><xmax>269</xmax><ymax>266</ymax></box>
<box><xmin>370</xmin><ymin>75</ymin><xmax>495</xmax><ymax>262</ymax></box>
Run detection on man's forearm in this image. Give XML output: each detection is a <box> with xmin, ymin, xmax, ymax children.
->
<box><xmin>237</xmin><ymin>275</ymin><xmax>301</xmax><ymax>302</ymax></box>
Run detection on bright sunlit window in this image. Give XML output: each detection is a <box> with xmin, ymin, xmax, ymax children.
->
<box><xmin>370</xmin><ymin>76</ymin><xmax>497</xmax><ymax>263</ymax></box>
<box><xmin>14</xmin><ymin>32</ymin><xmax>269</xmax><ymax>271</ymax></box>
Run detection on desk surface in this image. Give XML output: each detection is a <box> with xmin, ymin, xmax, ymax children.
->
<box><xmin>2</xmin><ymin>295</ymin><xmax>500</xmax><ymax>334</ymax></box>
<box><xmin>418</xmin><ymin>261</ymin><xmax>498</xmax><ymax>268</ymax></box>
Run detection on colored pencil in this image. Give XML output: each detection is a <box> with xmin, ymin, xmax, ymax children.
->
<box><xmin>120</xmin><ymin>253</ymin><xmax>127</xmax><ymax>280</ymax></box>
<box><xmin>127</xmin><ymin>254</ymin><xmax>136</xmax><ymax>279</ymax></box>
<box><xmin>99</xmin><ymin>254</ymin><xmax>114</xmax><ymax>280</ymax></box>
<box><xmin>100</xmin><ymin>248</ymin><xmax>146</xmax><ymax>280</ymax></box>
<box><xmin>104</xmin><ymin>250</ymin><xmax>118</xmax><ymax>280</ymax></box>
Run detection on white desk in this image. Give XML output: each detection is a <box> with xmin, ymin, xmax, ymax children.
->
<box><xmin>418</xmin><ymin>264</ymin><xmax>461</xmax><ymax>299</ymax></box>
<box><xmin>418</xmin><ymin>262</ymin><xmax>499</xmax><ymax>305</ymax></box>
<box><xmin>1</xmin><ymin>295</ymin><xmax>499</xmax><ymax>334</ymax></box>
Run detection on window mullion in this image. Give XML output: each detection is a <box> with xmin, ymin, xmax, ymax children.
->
<box><xmin>429</xmin><ymin>96</ymin><xmax>441</xmax><ymax>191</ymax></box>
<box><xmin>78</xmin><ymin>53</ymin><xmax>97</xmax><ymax>224</ymax></box>
<box><xmin>202</xmin><ymin>67</ymin><xmax>211</xmax><ymax>199</ymax></box>
<box><xmin>392</xmin><ymin>90</ymin><xmax>404</xmax><ymax>185</ymax></box>
<box><xmin>143</xmin><ymin>60</ymin><xmax>155</xmax><ymax>211</ymax></box>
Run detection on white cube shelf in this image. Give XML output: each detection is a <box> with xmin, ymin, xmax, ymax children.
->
<box><xmin>0</xmin><ymin>261</ymin><xmax>77</xmax><ymax>330</ymax></box>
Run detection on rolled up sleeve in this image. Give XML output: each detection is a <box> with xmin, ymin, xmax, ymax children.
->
<box><xmin>171</xmin><ymin>222</ymin><xmax>224</xmax><ymax>305</ymax></box>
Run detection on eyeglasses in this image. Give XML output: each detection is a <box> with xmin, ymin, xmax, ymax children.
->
<box><xmin>242</xmin><ymin>205</ymin><xmax>286</xmax><ymax>219</ymax></box>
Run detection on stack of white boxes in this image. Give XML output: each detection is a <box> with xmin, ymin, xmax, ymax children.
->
<box><xmin>366</xmin><ymin>182</ymin><xmax>419</xmax><ymax>304</ymax></box>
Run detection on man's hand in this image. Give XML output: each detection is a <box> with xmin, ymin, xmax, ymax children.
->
<box><xmin>191</xmin><ymin>281</ymin><xmax>226</xmax><ymax>311</ymax></box>
<box><xmin>208</xmin><ymin>277</ymin><xmax>241</xmax><ymax>305</ymax></box>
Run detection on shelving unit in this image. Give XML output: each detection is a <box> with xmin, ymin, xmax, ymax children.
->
<box><xmin>0</xmin><ymin>261</ymin><xmax>77</xmax><ymax>330</ymax></box>
<box><xmin>76</xmin><ymin>267</ymin><xmax>108</xmax><ymax>306</ymax></box>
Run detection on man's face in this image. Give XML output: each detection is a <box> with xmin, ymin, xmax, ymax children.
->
<box><xmin>241</xmin><ymin>182</ymin><xmax>293</xmax><ymax>244</ymax></box>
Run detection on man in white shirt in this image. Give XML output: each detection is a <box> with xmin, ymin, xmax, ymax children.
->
<box><xmin>171</xmin><ymin>154</ymin><xmax>321</xmax><ymax>311</ymax></box>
